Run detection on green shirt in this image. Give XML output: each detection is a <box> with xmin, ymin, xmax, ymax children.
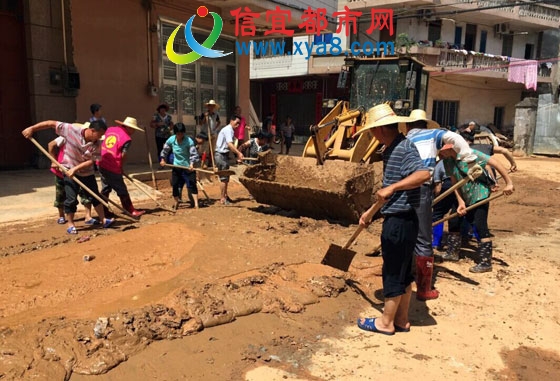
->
<box><xmin>443</xmin><ymin>149</ymin><xmax>491</xmax><ymax>206</ymax></box>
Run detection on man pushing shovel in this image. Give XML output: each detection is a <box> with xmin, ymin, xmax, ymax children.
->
<box><xmin>22</xmin><ymin>120</ymin><xmax>115</xmax><ymax>234</ymax></box>
<box><xmin>354</xmin><ymin>104</ymin><xmax>430</xmax><ymax>335</ymax></box>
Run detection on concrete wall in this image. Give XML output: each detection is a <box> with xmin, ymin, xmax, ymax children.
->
<box><xmin>427</xmin><ymin>76</ymin><xmax>524</xmax><ymax>128</ymax></box>
<box><xmin>70</xmin><ymin>0</ymin><xmax>249</xmax><ymax>165</ymax></box>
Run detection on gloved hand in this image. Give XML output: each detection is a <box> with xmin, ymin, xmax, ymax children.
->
<box><xmin>466</xmin><ymin>163</ymin><xmax>483</xmax><ymax>181</ymax></box>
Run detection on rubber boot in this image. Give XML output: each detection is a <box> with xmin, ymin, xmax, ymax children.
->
<box><xmin>442</xmin><ymin>233</ymin><xmax>461</xmax><ymax>261</ymax></box>
<box><xmin>415</xmin><ymin>256</ymin><xmax>440</xmax><ymax>301</ymax></box>
<box><xmin>470</xmin><ymin>241</ymin><xmax>493</xmax><ymax>273</ymax></box>
<box><xmin>119</xmin><ymin>195</ymin><xmax>146</xmax><ymax>217</ymax></box>
<box><xmin>432</xmin><ymin>223</ymin><xmax>444</xmax><ymax>249</ymax></box>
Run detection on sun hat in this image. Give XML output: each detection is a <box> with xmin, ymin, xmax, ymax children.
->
<box><xmin>115</xmin><ymin>117</ymin><xmax>145</xmax><ymax>132</ymax></box>
<box><xmin>354</xmin><ymin>104</ymin><xmax>410</xmax><ymax>136</ymax></box>
<box><xmin>407</xmin><ymin>109</ymin><xmax>440</xmax><ymax>129</ymax></box>
<box><xmin>205</xmin><ymin>99</ymin><xmax>220</xmax><ymax>110</ymax></box>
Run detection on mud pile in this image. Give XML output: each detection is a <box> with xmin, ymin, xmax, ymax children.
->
<box><xmin>0</xmin><ymin>263</ymin><xmax>348</xmax><ymax>380</ymax></box>
<box><xmin>240</xmin><ymin>156</ymin><xmax>381</xmax><ymax>223</ymax></box>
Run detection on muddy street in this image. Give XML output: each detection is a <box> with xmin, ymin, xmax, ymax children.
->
<box><xmin>0</xmin><ymin>156</ymin><xmax>559</xmax><ymax>380</ymax></box>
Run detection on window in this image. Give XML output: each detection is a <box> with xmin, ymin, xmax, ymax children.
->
<box><xmin>160</xmin><ymin>21</ymin><xmax>235</xmax><ymax>123</ymax></box>
<box><xmin>494</xmin><ymin>107</ymin><xmax>504</xmax><ymax>130</ymax></box>
<box><xmin>480</xmin><ymin>31</ymin><xmax>487</xmax><ymax>53</ymax></box>
<box><xmin>524</xmin><ymin>44</ymin><xmax>534</xmax><ymax>59</ymax></box>
<box><xmin>454</xmin><ymin>26</ymin><xmax>462</xmax><ymax>48</ymax></box>
<box><xmin>502</xmin><ymin>34</ymin><xmax>513</xmax><ymax>56</ymax></box>
<box><xmin>428</xmin><ymin>20</ymin><xmax>442</xmax><ymax>44</ymax></box>
<box><xmin>432</xmin><ymin>100</ymin><xmax>459</xmax><ymax>129</ymax></box>
<box><xmin>465</xmin><ymin>24</ymin><xmax>477</xmax><ymax>51</ymax></box>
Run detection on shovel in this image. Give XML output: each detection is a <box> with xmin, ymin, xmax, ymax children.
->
<box><xmin>321</xmin><ymin>199</ymin><xmax>384</xmax><ymax>271</ymax></box>
<box><xmin>432</xmin><ymin>192</ymin><xmax>505</xmax><ymax>226</ymax></box>
<box><xmin>164</xmin><ymin>163</ymin><xmax>235</xmax><ymax>177</ymax></box>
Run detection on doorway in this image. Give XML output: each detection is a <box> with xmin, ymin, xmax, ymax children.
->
<box><xmin>0</xmin><ymin>0</ymin><xmax>31</xmax><ymax>168</ymax></box>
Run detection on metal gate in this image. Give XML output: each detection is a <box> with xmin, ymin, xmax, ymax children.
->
<box><xmin>533</xmin><ymin>94</ymin><xmax>560</xmax><ymax>155</ymax></box>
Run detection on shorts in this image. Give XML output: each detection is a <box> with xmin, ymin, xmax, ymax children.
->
<box><xmin>215</xmin><ymin>152</ymin><xmax>230</xmax><ymax>182</ymax></box>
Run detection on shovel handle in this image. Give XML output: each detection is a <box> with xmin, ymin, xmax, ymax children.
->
<box><xmin>343</xmin><ymin>225</ymin><xmax>364</xmax><ymax>250</ymax></box>
<box><xmin>432</xmin><ymin>192</ymin><xmax>505</xmax><ymax>226</ymax></box>
<box><xmin>343</xmin><ymin>199</ymin><xmax>384</xmax><ymax>249</ymax></box>
<box><xmin>29</xmin><ymin>137</ymin><xmax>137</xmax><ymax>222</ymax></box>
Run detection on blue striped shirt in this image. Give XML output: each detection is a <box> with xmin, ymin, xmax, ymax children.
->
<box><xmin>382</xmin><ymin>134</ymin><xmax>428</xmax><ymax>215</ymax></box>
<box><xmin>406</xmin><ymin>128</ymin><xmax>448</xmax><ymax>170</ymax></box>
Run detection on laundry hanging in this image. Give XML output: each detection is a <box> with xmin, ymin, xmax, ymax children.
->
<box><xmin>508</xmin><ymin>58</ymin><xmax>538</xmax><ymax>90</ymax></box>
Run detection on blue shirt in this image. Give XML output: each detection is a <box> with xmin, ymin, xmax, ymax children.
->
<box><xmin>161</xmin><ymin>135</ymin><xmax>199</xmax><ymax>167</ymax></box>
<box><xmin>381</xmin><ymin>134</ymin><xmax>428</xmax><ymax>215</ymax></box>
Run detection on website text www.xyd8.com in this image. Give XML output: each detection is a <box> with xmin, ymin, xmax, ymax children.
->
<box><xmin>236</xmin><ymin>37</ymin><xmax>395</xmax><ymax>60</ymax></box>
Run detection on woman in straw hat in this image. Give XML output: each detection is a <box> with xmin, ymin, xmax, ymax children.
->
<box><xmin>404</xmin><ymin>109</ymin><xmax>477</xmax><ymax>301</ymax></box>
<box><xmin>356</xmin><ymin>104</ymin><xmax>430</xmax><ymax>335</ymax></box>
<box><xmin>99</xmin><ymin>117</ymin><xmax>146</xmax><ymax>218</ymax></box>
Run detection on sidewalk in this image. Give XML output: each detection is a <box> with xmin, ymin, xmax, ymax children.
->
<box><xmin>0</xmin><ymin>164</ymin><xmax>162</xmax><ymax>225</ymax></box>
<box><xmin>0</xmin><ymin>143</ymin><xmax>307</xmax><ymax>225</ymax></box>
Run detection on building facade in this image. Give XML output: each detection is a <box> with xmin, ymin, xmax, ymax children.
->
<box><xmin>344</xmin><ymin>0</ymin><xmax>560</xmax><ymax>131</ymax></box>
<box><xmin>0</xmin><ymin>0</ymin><xmax>251</xmax><ymax>169</ymax></box>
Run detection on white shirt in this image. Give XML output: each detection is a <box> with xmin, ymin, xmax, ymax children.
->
<box><xmin>216</xmin><ymin>124</ymin><xmax>234</xmax><ymax>153</ymax></box>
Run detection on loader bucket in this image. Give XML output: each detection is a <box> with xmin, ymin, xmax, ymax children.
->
<box><xmin>239</xmin><ymin>156</ymin><xmax>381</xmax><ymax>223</ymax></box>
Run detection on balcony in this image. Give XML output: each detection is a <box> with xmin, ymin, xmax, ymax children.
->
<box><xmin>346</xmin><ymin>0</ymin><xmax>560</xmax><ymax>31</ymax></box>
<box><xmin>432</xmin><ymin>49</ymin><xmax>553</xmax><ymax>82</ymax></box>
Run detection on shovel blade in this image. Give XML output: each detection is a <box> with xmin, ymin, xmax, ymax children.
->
<box><xmin>321</xmin><ymin>244</ymin><xmax>357</xmax><ymax>272</ymax></box>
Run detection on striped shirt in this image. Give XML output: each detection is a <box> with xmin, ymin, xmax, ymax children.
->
<box><xmin>406</xmin><ymin>128</ymin><xmax>447</xmax><ymax>170</ymax></box>
<box><xmin>55</xmin><ymin>122</ymin><xmax>99</xmax><ymax>176</ymax></box>
<box><xmin>381</xmin><ymin>134</ymin><xmax>428</xmax><ymax>215</ymax></box>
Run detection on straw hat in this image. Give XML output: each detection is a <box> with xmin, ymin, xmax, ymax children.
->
<box><xmin>408</xmin><ymin>109</ymin><xmax>440</xmax><ymax>129</ymax></box>
<box><xmin>73</xmin><ymin>122</ymin><xmax>91</xmax><ymax>129</ymax></box>
<box><xmin>355</xmin><ymin>104</ymin><xmax>410</xmax><ymax>136</ymax></box>
<box><xmin>205</xmin><ymin>99</ymin><xmax>220</xmax><ymax>110</ymax></box>
<box><xmin>115</xmin><ymin>117</ymin><xmax>145</xmax><ymax>132</ymax></box>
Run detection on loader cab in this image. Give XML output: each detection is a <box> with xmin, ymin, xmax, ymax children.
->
<box><xmin>347</xmin><ymin>57</ymin><xmax>428</xmax><ymax>116</ymax></box>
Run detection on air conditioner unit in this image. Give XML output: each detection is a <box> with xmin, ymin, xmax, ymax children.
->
<box><xmin>417</xmin><ymin>9</ymin><xmax>433</xmax><ymax>21</ymax></box>
<box><xmin>494</xmin><ymin>23</ymin><xmax>510</xmax><ymax>34</ymax></box>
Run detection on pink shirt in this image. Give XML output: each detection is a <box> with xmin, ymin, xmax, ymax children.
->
<box><xmin>55</xmin><ymin>122</ymin><xmax>99</xmax><ymax>176</ymax></box>
<box><xmin>235</xmin><ymin>116</ymin><xmax>246</xmax><ymax>140</ymax></box>
<box><xmin>100</xmin><ymin>126</ymin><xmax>131</xmax><ymax>174</ymax></box>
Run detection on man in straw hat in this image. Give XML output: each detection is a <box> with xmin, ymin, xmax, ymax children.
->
<box><xmin>355</xmin><ymin>104</ymin><xmax>430</xmax><ymax>335</ymax></box>
<box><xmin>200</xmin><ymin>99</ymin><xmax>221</xmax><ymax>136</ymax></box>
<box><xmin>22</xmin><ymin>120</ymin><xmax>114</xmax><ymax>234</ymax></box>
<box><xmin>99</xmin><ymin>117</ymin><xmax>146</xmax><ymax>217</ymax></box>
<box><xmin>405</xmin><ymin>109</ymin><xmax>478</xmax><ymax>301</ymax></box>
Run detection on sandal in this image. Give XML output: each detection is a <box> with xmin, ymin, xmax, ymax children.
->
<box><xmin>103</xmin><ymin>218</ymin><xmax>114</xmax><ymax>229</ymax></box>
<box><xmin>84</xmin><ymin>218</ymin><xmax>99</xmax><ymax>226</ymax></box>
<box><xmin>357</xmin><ymin>318</ymin><xmax>395</xmax><ymax>335</ymax></box>
<box><xmin>67</xmin><ymin>226</ymin><xmax>78</xmax><ymax>235</ymax></box>
<box><xmin>57</xmin><ymin>217</ymin><xmax>67</xmax><ymax>224</ymax></box>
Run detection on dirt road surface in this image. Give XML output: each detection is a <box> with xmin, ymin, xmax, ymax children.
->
<box><xmin>0</xmin><ymin>156</ymin><xmax>559</xmax><ymax>380</ymax></box>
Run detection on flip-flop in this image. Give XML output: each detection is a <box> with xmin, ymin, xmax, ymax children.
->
<box><xmin>84</xmin><ymin>218</ymin><xmax>99</xmax><ymax>226</ymax></box>
<box><xmin>357</xmin><ymin>318</ymin><xmax>395</xmax><ymax>335</ymax></box>
<box><xmin>57</xmin><ymin>217</ymin><xmax>67</xmax><ymax>224</ymax></box>
<box><xmin>67</xmin><ymin>226</ymin><xmax>78</xmax><ymax>235</ymax></box>
<box><xmin>103</xmin><ymin>218</ymin><xmax>114</xmax><ymax>228</ymax></box>
<box><xmin>395</xmin><ymin>324</ymin><xmax>411</xmax><ymax>333</ymax></box>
